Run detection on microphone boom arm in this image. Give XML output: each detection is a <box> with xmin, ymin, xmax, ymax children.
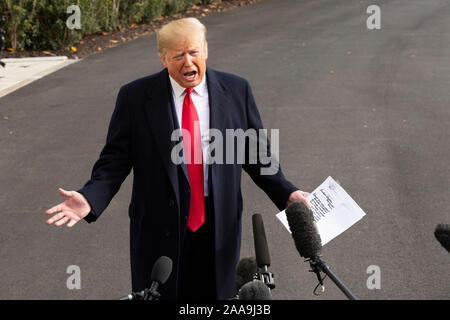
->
<box><xmin>309</xmin><ymin>258</ymin><xmax>357</xmax><ymax>300</ymax></box>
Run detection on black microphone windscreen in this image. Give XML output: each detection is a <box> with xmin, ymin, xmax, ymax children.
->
<box><xmin>151</xmin><ymin>256</ymin><xmax>173</xmax><ymax>285</ymax></box>
<box><xmin>252</xmin><ymin>214</ymin><xmax>271</xmax><ymax>267</ymax></box>
<box><xmin>239</xmin><ymin>281</ymin><xmax>272</xmax><ymax>300</ymax></box>
<box><xmin>434</xmin><ymin>224</ymin><xmax>450</xmax><ymax>253</ymax></box>
<box><xmin>235</xmin><ymin>257</ymin><xmax>257</xmax><ymax>294</ymax></box>
<box><xmin>285</xmin><ymin>201</ymin><xmax>322</xmax><ymax>259</ymax></box>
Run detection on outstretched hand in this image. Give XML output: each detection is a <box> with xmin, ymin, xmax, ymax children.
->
<box><xmin>45</xmin><ymin>188</ymin><xmax>91</xmax><ymax>228</ymax></box>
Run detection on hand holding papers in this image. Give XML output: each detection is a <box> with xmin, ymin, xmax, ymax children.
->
<box><xmin>277</xmin><ymin>176</ymin><xmax>366</xmax><ymax>246</ymax></box>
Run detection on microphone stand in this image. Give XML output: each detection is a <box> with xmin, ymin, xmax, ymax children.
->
<box><xmin>118</xmin><ymin>290</ymin><xmax>146</xmax><ymax>300</ymax></box>
<box><xmin>255</xmin><ymin>266</ymin><xmax>275</xmax><ymax>290</ymax></box>
<box><xmin>118</xmin><ymin>282</ymin><xmax>162</xmax><ymax>300</ymax></box>
<box><xmin>308</xmin><ymin>257</ymin><xmax>357</xmax><ymax>300</ymax></box>
<box><xmin>146</xmin><ymin>282</ymin><xmax>162</xmax><ymax>300</ymax></box>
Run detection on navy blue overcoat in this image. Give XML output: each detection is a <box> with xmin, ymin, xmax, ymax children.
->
<box><xmin>78</xmin><ymin>67</ymin><xmax>298</xmax><ymax>299</ymax></box>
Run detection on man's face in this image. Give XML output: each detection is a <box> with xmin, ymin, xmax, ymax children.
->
<box><xmin>160</xmin><ymin>33</ymin><xmax>208</xmax><ymax>88</ymax></box>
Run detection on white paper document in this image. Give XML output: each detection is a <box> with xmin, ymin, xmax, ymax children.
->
<box><xmin>276</xmin><ymin>176</ymin><xmax>366</xmax><ymax>246</ymax></box>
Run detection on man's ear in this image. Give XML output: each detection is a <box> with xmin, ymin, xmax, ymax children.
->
<box><xmin>204</xmin><ymin>41</ymin><xmax>208</xmax><ymax>60</ymax></box>
<box><xmin>160</xmin><ymin>53</ymin><xmax>168</xmax><ymax>68</ymax></box>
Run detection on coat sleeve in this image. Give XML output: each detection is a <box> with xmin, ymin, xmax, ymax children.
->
<box><xmin>242</xmin><ymin>80</ymin><xmax>299</xmax><ymax>211</ymax></box>
<box><xmin>78</xmin><ymin>86</ymin><xmax>133</xmax><ymax>223</ymax></box>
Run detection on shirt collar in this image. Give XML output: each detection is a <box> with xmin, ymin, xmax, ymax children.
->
<box><xmin>169</xmin><ymin>73</ymin><xmax>207</xmax><ymax>98</ymax></box>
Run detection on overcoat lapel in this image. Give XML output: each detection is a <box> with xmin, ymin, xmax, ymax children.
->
<box><xmin>205</xmin><ymin>68</ymin><xmax>233</xmax><ymax>203</ymax></box>
<box><xmin>143</xmin><ymin>69</ymin><xmax>181</xmax><ymax>209</ymax></box>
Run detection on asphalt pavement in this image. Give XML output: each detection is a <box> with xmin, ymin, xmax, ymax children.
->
<box><xmin>0</xmin><ymin>0</ymin><xmax>449</xmax><ymax>299</ymax></box>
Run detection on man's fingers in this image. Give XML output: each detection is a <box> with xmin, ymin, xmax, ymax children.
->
<box><xmin>54</xmin><ymin>216</ymin><xmax>69</xmax><ymax>227</ymax></box>
<box><xmin>45</xmin><ymin>189</ymin><xmax>80</xmax><ymax>227</ymax></box>
<box><xmin>45</xmin><ymin>204</ymin><xmax>62</xmax><ymax>215</ymax></box>
<box><xmin>66</xmin><ymin>219</ymin><xmax>78</xmax><ymax>228</ymax></box>
<box><xmin>297</xmin><ymin>191</ymin><xmax>311</xmax><ymax>208</ymax></box>
<box><xmin>304</xmin><ymin>198</ymin><xmax>312</xmax><ymax>209</ymax></box>
<box><xmin>46</xmin><ymin>211</ymin><xmax>79</xmax><ymax>227</ymax></box>
<box><xmin>58</xmin><ymin>188</ymin><xmax>73</xmax><ymax>198</ymax></box>
<box><xmin>46</xmin><ymin>212</ymin><xmax>65</xmax><ymax>225</ymax></box>
<box><xmin>298</xmin><ymin>194</ymin><xmax>312</xmax><ymax>209</ymax></box>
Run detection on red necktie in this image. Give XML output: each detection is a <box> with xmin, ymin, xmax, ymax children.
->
<box><xmin>182</xmin><ymin>88</ymin><xmax>205</xmax><ymax>232</ymax></box>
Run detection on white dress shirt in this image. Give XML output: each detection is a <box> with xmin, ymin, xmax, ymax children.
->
<box><xmin>169</xmin><ymin>75</ymin><xmax>210</xmax><ymax>196</ymax></box>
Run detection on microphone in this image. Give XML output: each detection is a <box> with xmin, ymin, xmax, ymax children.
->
<box><xmin>285</xmin><ymin>202</ymin><xmax>357</xmax><ymax>300</ymax></box>
<box><xmin>252</xmin><ymin>214</ymin><xmax>275</xmax><ymax>289</ymax></box>
<box><xmin>434</xmin><ymin>224</ymin><xmax>450</xmax><ymax>253</ymax></box>
<box><xmin>238</xmin><ymin>280</ymin><xmax>272</xmax><ymax>300</ymax></box>
<box><xmin>148</xmin><ymin>255</ymin><xmax>173</xmax><ymax>300</ymax></box>
<box><xmin>234</xmin><ymin>257</ymin><xmax>258</xmax><ymax>295</ymax></box>
<box><xmin>118</xmin><ymin>256</ymin><xmax>173</xmax><ymax>300</ymax></box>
<box><xmin>285</xmin><ymin>202</ymin><xmax>322</xmax><ymax>259</ymax></box>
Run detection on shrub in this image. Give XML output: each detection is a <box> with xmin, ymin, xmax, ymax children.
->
<box><xmin>0</xmin><ymin>0</ymin><xmax>217</xmax><ymax>51</ymax></box>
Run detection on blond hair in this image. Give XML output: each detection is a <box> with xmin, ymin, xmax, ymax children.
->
<box><xmin>157</xmin><ymin>18</ymin><xmax>207</xmax><ymax>57</ymax></box>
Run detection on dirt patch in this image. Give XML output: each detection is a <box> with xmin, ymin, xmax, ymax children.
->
<box><xmin>0</xmin><ymin>0</ymin><xmax>260</xmax><ymax>60</ymax></box>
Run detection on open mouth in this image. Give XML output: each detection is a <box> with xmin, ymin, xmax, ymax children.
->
<box><xmin>183</xmin><ymin>70</ymin><xmax>197</xmax><ymax>80</ymax></box>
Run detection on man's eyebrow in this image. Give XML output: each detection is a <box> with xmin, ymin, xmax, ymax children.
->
<box><xmin>170</xmin><ymin>48</ymin><xmax>199</xmax><ymax>57</ymax></box>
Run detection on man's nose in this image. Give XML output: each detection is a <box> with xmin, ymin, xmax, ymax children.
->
<box><xmin>183</xmin><ymin>53</ymin><xmax>193</xmax><ymax>66</ymax></box>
